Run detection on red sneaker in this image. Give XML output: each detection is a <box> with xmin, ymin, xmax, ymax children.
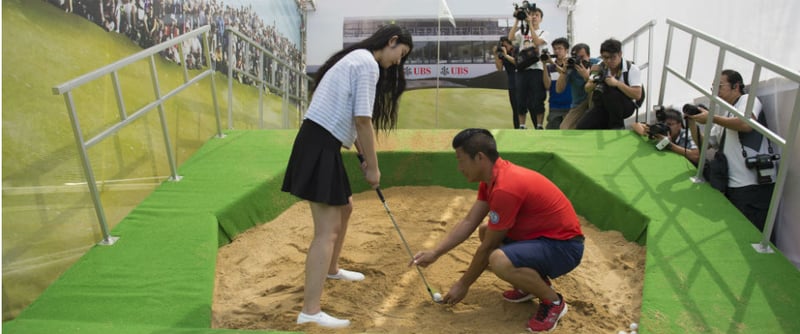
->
<box><xmin>526</xmin><ymin>293</ymin><xmax>567</xmax><ymax>332</ymax></box>
<box><xmin>502</xmin><ymin>288</ymin><xmax>534</xmax><ymax>303</ymax></box>
<box><xmin>502</xmin><ymin>277</ymin><xmax>551</xmax><ymax>303</ymax></box>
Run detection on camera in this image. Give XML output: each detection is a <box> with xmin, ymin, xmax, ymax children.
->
<box><xmin>590</xmin><ymin>67</ymin><xmax>606</xmax><ymax>95</ymax></box>
<box><xmin>647</xmin><ymin>122</ymin><xmax>670</xmax><ymax>139</ymax></box>
<box><xmin>566</xmin><ymin>55</ymin><xmax>591</xmax><ymax>69</ymax></box>
<box><xmin>682</xmin><ymin>103</ymin><xmax>707</xmax><ymax>116</ymax></box>
<box><xmin>745</xmin><ymin>153</ymin><xmax>781</xmax><ymax>184</ymax></box>
<box><xmin>539</xmin><ymin>50</ymin><xmax>556</xmax><ymax>62</ymax></box>
<box><xmin>514</xmin><ymin>1</ymin><xmax>536</xmax><ymax>21</ymax></box>
<box><xmin>496</xmin><ymin>40</ymin><xmax>505</xmax><ymax>58</ymax></box>
<box><xmin>653</xmin><ymin>105</ymin><xmax>666</xmax><ymax>122</ymax></box>
<box><xmin>591</xmin><ymin>74</ymin><xmax>605</xmax><ymax>94</ymax></box>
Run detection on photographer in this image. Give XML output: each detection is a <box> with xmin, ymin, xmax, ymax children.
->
<box><xmin>556</xmin><ymin>43</ymin><xmax>600</xmax><ymax>129</ymax></box>
<box><xmin>687</xmin><ymin>69</ymin><xmax>776</xmax><ymax>233</ymax></box>
<box><xmin>577</xmin><ymin>39</ymin><xmax>642</xmax><ymax>129</ymax></box>
<box><xmin>508</xmin><ymin>2</ymin><xmax>549</xmax><ymax>129</ymax></box>
<box><xmin>494</xmin><ymin>37</ymin><xmax>522</xmax><ymax>129</ymax></box>
<box><xmin>632</xmin><ymin>107</ymin><xmax>699</xmax><ymax>165</ymax></box>
<box><xmin>542</xmin><ymin>38</ymin><xmax>572</xmax><ymax>129</ymax></box>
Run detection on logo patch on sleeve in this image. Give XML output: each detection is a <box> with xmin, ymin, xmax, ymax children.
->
<box><xmin>489</xmin><ymin>211</ymin><xmax>500</xmax><ymax>224</ymax></box>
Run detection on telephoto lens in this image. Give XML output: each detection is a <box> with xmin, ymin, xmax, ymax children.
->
<box><xmin>683</xmin><ymin>104</ymin><xmax>702</xmax><ymax>116</ymax></box>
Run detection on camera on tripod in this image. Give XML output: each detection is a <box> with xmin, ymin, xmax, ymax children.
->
<box><xmin>745</xmin><ymin>153</ymin><xmax>781</xmax><ymax>184</ymax></box>
<box><xmin>513</xmin><ymin>1</ymin><xmax>536</xmax><ymax>21</ymax></box>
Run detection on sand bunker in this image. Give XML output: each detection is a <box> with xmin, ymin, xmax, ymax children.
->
<box><xmin>213</xmin><ymin>186</ymin><xmax>645</xmax><ymax>333</ymax></box>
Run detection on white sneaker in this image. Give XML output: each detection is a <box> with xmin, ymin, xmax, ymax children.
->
<box><xmin>297</xmin><ymin>311</ymin><xmax>350</xmax><ymax>328</ymax></box>
<box><xmin>327</xmin><ymin>269</ymin><xmax>365</xmax><ymax>281</ymax></box>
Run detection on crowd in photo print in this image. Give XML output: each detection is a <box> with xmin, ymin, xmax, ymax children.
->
<box><xmin>46</xmin><ymin>0</ymin><xmax>303</xmax><ymax>87</ymax></box>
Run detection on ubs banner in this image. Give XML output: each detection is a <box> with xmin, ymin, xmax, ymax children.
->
<box><xmin>405</xmin><ymin>64</ymin><xmax>496</xmax><ymax>80</ymax></box>
<box><xmin>343</xmin><ymin>17</ymin><xmax>515</xmax><ymax>89</ymax></box>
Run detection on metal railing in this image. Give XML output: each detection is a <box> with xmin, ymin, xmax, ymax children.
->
<box><xmin>658</xmin><ymin>19</ymin><xmax>800</xmax><ymax>253</ymax></box>
<box><xmin>52</xmin><ymin>25</ymin><xmax>222</xmax><ymax>245</ymax></box>
<box><xmin>621</xmin><ymin>20</ymin><xmax>657</xmax><ymax>123</ymax></box>
<box><xmin>225</xmin><ymin>28</ymin><xmax>313</xmax><ymax>129</ymax></box>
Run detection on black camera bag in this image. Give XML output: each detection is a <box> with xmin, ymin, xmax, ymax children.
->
<box><xmin>516</xmin><ymin>46</ymin><xmax>540</xmax><ymax>70</ymax></box>
<box><xmin>703</xmin><ymin>131</ymin><xmax>728</xmax><ymax>192</ymax></box>
<box><xmin>703</xmin><ymin>150</ymin><xmax>729</xmax><ymax>193</ymax></box>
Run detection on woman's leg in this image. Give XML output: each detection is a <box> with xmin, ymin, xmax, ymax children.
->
<box><xmin>302</xmin><ymin>201</ymin><xmax>343</xmax><ymax>315</ymax></box>
<box><xmin>328</xmin><ymin>197</ymin><xmax>353</xmax><ymax>275</ymax></box>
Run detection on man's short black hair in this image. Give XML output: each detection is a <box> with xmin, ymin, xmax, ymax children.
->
<box><xmin>722</xmin><ymin>69</ymin><xmax>746</xmax><ymax>94</ymax></box>
<box><xmin>572</xmin><ymin>43</ymin><xmax>590</xmax><ymax>56</ymax></box>
<box><xmin>663</xmin><ymin>108</ymin><xmax>683</xmax><ymax>124</ymax></box>
<box><xmin>600</xmin><ymin>38</ymin><xmax>622</xmax><ymax>55</ymax></box>
<box><xmin>552</xmin><ymin>37</ymin><xmax>569</xmax><ymax>50</ymax></box>
<box><xmin>532</xmin><ymin>7</ymin><xmax>544</xmax><ymax>19</ymax></box>
<box><xmin>452</xmin><ymin>128</ymin><xmax>499</xmax><ymax>162</ymax></box>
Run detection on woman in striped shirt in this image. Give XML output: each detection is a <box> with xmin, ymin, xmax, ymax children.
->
<box><xmin>282</xmin><ymin>24</ymin><xmax>413</xmax><ymax>328</ymax></box>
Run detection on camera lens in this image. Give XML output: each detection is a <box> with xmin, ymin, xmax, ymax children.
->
<box><xmin>683</xmin><ymin>104</ymin><xmax>701</xmax><ymax>116</ymax></box>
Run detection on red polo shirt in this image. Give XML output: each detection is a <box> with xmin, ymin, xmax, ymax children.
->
<box><xmin>478</xmin><ymin>158</ymin><xmax>582</xmax><ymax>241</ymax></box>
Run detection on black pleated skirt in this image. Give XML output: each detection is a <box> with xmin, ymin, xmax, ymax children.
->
<box><xmin>281</xmin><ymin>119</ymin><xmax>352</xmax><ymax>205</ymax></box>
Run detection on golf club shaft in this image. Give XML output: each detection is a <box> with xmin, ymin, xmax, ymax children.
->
<box><xmin>380</xmin><ymin>198</ymin><xmax>436</xmax><ymax>298</ymax></box>
<box><xmin>357</xmin><ymin>154</ymin><xmax>437</xmax><ymax>299</ymax></box>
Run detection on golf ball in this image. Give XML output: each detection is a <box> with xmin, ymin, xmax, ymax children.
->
<box><xmin>630</xmin><ymin>323</ymin><xmax>638</xmax><ymax>330</ymax></box>
<box><xmin>433</xmin><ymin>292</ymin><xmax>443</xmax><ymax>302</ymax></box>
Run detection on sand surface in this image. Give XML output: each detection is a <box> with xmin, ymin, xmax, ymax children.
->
<box><xmin>213</xmin><ymin>186</ymin><xmax>645</xmax><ymax>333</ymax></box>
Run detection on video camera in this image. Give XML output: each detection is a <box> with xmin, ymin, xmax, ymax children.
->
<box><xmin>514</xmin><ymin>1</ymin><xmax>536</xmax><ymax>21</ymax></box>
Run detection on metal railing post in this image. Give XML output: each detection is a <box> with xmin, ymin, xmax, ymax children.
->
<box><xmin>222</xmin><ymin>28</ymin><xmax>313</xmax><ymax>129</ymax></box>
<box><xmin>227</xmin><ymin>30</ymin><xmax>235</xmax><ymax>130</ymax></box>
<box><xmin>148</xmin><ymin>55</ymin><xmax>181</xmax><ymax>182</ymax></box>
<box><xmin>661</xmin><ymin>19</ymin><xmax>800</xmax><ymax>253</ymax></box>
<box><xmin>52</xmin><ymin>26</ymin><xmax>218</xmax><ymax>245</ymax></box>
<box><xmin>621</xmin><ymin>20</ymin><xmax>656</xmax><ymax>122</ymax></box>
<box><xmin>63</xmin><ymin>92</ymin><xmax>119</xmax><ymax>245</ymax></box>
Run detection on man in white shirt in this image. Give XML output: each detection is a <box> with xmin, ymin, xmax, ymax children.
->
<box><xmin>508</xmin><ymin>5</ymin><xmax>549</xmax><ymax>129</ymax></box>
<box><xmin>688</xmin><ymin>69</ymin><xmax>778</xmax><ymax>233</ymax></box>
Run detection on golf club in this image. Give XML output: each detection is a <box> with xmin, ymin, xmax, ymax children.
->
<box><xmin>357</xmin><ymin>154</ymin><xmax>442</xmax><ymax>303</ymax></box>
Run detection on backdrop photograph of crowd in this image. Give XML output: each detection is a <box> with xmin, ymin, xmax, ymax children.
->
<box><xmin>45</xmin><ymin>0</ymin><xmax>304</xmax><ymax>87</ymax></box>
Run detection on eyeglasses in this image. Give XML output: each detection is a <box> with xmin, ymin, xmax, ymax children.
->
<box><xmin>600</xmin><ymin>53</ymin><xmax>619</xmax><ymax>61</ymax></box>
<box><xmin>712</xmin><ymin>82</ymin><xmax>731</xmax><ymax>88</ymax></box>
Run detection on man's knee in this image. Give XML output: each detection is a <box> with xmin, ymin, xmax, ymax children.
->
<box><xmin>488</xmin><ymin>248</ymin><xmax>512</xmax><ymax>271</ymax></box>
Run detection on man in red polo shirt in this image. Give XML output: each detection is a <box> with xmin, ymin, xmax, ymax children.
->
<box><xmin>411</xmin><ymin>128</ymin><xmax>584</xmax><ymax>332</ymax></box>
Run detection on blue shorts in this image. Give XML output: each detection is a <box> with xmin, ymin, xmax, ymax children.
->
<box><xmin>501</xmin><ymin>237</ymin><xmax>584</xmax><ymax>279</ymax></box>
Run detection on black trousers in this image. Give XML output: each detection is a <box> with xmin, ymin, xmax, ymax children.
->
<box><xmin>507</xmin><ymin>86</ymin><xmax>521</xmax><ymax>129</ymax></box>
<box><xmin>516</xmin><ymin>69</ymin><xmax>547</xmax><ymax>127</ymax></box>
<box><xmin>576</xmin><ymin>86</ymin><xmax>635</xmax><ymax>129</ymax></box>
<box><xmin>726</xmin><ymin>183</ymin><xmax>775</xmax><ymax>234</ymax></box>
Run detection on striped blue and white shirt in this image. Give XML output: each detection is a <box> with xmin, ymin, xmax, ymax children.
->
<box><xmin>306</xmin><ymin>49</ymin><xmax>378</xmax><ymax>149</ymax></box>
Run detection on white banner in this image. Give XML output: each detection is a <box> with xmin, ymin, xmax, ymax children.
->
<box><xmin>404</xmin><ymin>64</ymin><xmax>496</xmax><ymax>80</ymax></box>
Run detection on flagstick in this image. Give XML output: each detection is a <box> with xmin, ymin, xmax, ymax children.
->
<box><xmin>436</xmin><ymin>16</ymin><xmax>441</xmax><ymax>128</ymax></box>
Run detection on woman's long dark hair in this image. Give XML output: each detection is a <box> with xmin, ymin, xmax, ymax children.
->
<box><xmin>314</xmin><ymin>24</ymin><xmax>413</xmax><ymax>132</ymax></box>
